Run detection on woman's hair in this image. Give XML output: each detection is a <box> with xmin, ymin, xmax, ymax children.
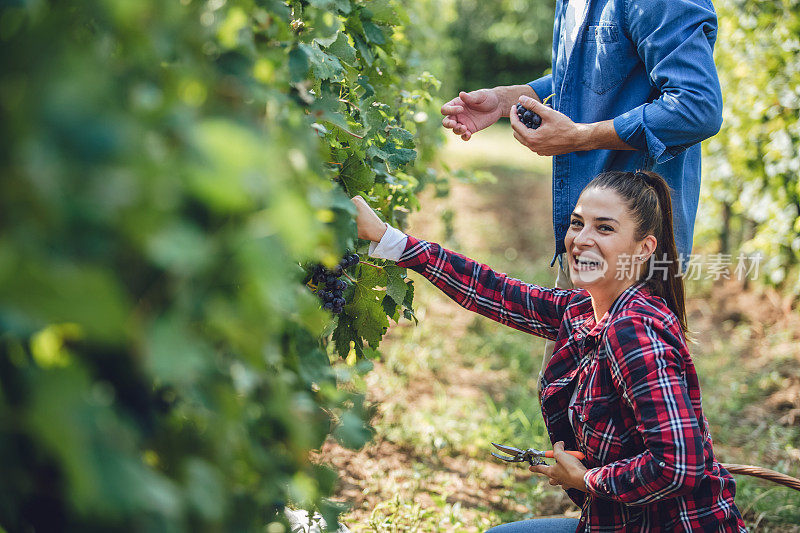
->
<box><xmin>585</xmin><ymin>170</ymin><xmax>687</xmax><ymax>333</ymax></box>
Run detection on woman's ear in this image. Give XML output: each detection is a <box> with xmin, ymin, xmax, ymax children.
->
<box><xmin>636</xmin><ymin>235</ymin><xmax>658</xmax><ymax>262</ymax></box>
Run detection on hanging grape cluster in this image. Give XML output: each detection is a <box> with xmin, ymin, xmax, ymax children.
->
<box><xmin>310</xmin><ymin>253</ymin><xmax>360</xmax><ymax>314</ymax></box>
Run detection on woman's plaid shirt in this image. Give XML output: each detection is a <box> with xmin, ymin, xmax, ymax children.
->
<box><xmin>396</xmin><ymin>236</ymin><xmax>747</xmax><ymax>532</ymax></box>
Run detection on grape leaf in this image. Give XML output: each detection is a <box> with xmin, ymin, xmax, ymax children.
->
<box><xmin>384</xmin><ymin>265</ymin><xmax>407</xmax><ymax>305</ymax></box>
<box><xmin>326</xmin><ymin>32</ymin><xmax>357</xmax><ymax>65</ymax></box>
<box><xmin>346</xmin><ymin>266</ymin><xmax>389</xmax><ymax>348</ymax></box>
<box><xmin>402</xmin><ymin>279</ymin><xmax>417</xmax><ymax>323</ymax></box>
<box><xmin>388</xmin><ymin>127</ymin><xmax>415</xmax><ymax>148</ymax></box>
<box><xmin>366</xmin><ymin>143</ymin><xmax>389</xmax><ymax>163</ymax></box>
<box><xmin>364</xmin><ymin>102</ymin><xmax>389</xmax><ymax>135</ymax></box>
<box><xmin>352</xmin><ymin>34</ymin><xmax>374</xmax><ymax>66</ymax></box>
<box><xmin>299</xmin><ymin>43</ymin><xmax>344</xmax><ymax>81</ymax></box>
<box><xmin>340</xmin><ymin>156</ymin><xmax>375</xmax><ymax>193</ymax></box>
<box><xmin>364</xmin><ymin>0</ymin><xmax>397</xmax><ymax>24</ymax></box>
<box><xmin>382</xmin><ymin>294</ymin><xmax>399</xmax><ymax>322</ymax></box>
<box><xmin>362</xmin><ymin>21</ymin><xmax>386</xmax><ymax>45</ymax></box>
<box><xmin>288</xmin><ymin>46</ymin><xmax>310</xmax><ymax>82</ymax></box>
<box><xmin>385</xmin><ymin>144</ymin><xmax>417</xmax><ymax>168</ymax></box>
<box><xmin>334</xmin><ymin>0</ymin><xmax>352</xmax><ymax>14</ymax></box>
<box><xmin>332</xmin><ymin>313</ymin><xmax>363</xmax><ymax>359</ymax></box>
<box><xmin>357</xmin><ymin>75</ymin><xmax>375</xmax><ymax>99</ymax></box>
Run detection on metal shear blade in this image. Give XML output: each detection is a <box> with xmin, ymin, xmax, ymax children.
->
<box><xmin>491</xmin><ymin>442</ymin><xmax>545</xmax><ymax>466</ymax></box>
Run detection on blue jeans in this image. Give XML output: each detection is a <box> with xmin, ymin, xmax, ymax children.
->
<box><xmin>485</xmin><ymin>518</ymin><xmax>580</xmax><ymax>533</ymax></box>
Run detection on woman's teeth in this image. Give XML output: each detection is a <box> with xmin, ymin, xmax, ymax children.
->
<box><xmin>575</xmin><ymin>256</ymin><xmax>602</xmax><ymax>269</ymax></box>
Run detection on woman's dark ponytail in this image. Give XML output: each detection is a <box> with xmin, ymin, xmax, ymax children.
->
<box><xmin>587</xmin><ymin>170</ymin><xmax>687</xmax><ymax>333</ymax></box>
<box><xmin>638</xmin><ymin>171</ymin><xmax>686</xmax><ymax>333</ymax></box>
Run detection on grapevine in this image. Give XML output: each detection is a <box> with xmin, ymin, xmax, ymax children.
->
<box><xmin>0</xmin><ymin>0</ymin><xmax>444</xmax><ymax>530</ymax></box>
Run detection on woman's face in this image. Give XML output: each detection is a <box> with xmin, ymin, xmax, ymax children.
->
<box><xmin>564</xmin><ymin>187</ymin><xmax>656</xmax><ymax>290</ymax></box>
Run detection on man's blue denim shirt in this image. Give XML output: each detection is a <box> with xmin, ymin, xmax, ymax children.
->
<box><xmin>528</xmin><ymin>0</ymin><xmax>722</xmax><ymax>265</ymax></box>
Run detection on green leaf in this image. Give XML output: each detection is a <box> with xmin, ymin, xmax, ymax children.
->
<box><xmin>382</xmin><ymin>294</ymin><xmax>398</xmax><ymax>321</ymax></box>
<box><xmin>0</xmin><ymin>258</ymin><xmax>130</xmax><ymax>344</ymax></box>
<box><xmin>333</xmin><ymin>409</ymin><xmax>372</xmax><ymax>449</ymax></box>
<box><xmin>340</xmin><ymin>156</ymin><xmax>375</xmax><ymax>193</ymax></box>
<box><xmin>299</xmin><ymin>43</ymin><xmax>344</xmax><ymax>81</ymax></box>
<box><xmin>346</xmin><ymin>266</ymin><xmax>389</xmax><ymax>348</ymax></box>
<box><xmin>288</xmin><ymin>46</ymin><xmax>310</xmax><ymax>82</ymax></box>
<box><xmin>147</xmin><ymin>315</ymin><xmax>212</xmax><ymax>386</ymax></box>
<box><xmin>389</xmin><ymin>127</ymin><xmax>415</xmax><ymax>148</ymax></box>
<box><xmin>334</xmin><ymin>0</ymin><xmax>352</xmax><ymax>15</ymax></box>
<box><xmin>384</xmin><ymin>265</ymin><xmax>407</xmax><ymax>304</ymax></box>
<box><xmin>357</xmin><ymin>75</ymin><xmax>375</xmax><ymax>99</ymax></box>
<box><xmin>364</xmin><ymin>0</ymin><xmax>396</xmax><ymax>24</ymax></box>
<box><xmin>364</xmin><ymin>101</ymin><xmax>389</xmax><ymax>134</ymax></box>
<box><xmin>352</xmin><ymin>34</ymin><xmax>374</xmax><ymax>66</ymax></box>
<box><xmin>146</xmin><ymin>222</ymin><xmax>213</xmax><ymax>276</ymax></box>
<box><xmin>385</xmin><ymin>144</ymin><xmax>417</xmax><ymax>168</ymax></box>
<box><xmin>366</xmin><ymin>143</ymin><xmax>390</xmax><ymax>163</ymax></box>
<box><xmin>362</xmin><ymin>21</ymin><xmax>386</xmax><ymax>45</ymax></box>
<box><xmin>332</xmin><ymin>313</ymin><xmax>363</xmax><ymax>359</ymax></box>
<box><xmin>402</xmin><ymin>279</ymin><xmax>416</xmax><ymax>323</ymax></box>
<box><xmin>403</xmin><ymin>279</ymin><xmax>415</xmax><ymax>308</ymax></box>
<box><xmin>326</xmin><ymin>32</ymin><xmax>357</xmax><ymax>64</ymax></box>
<box><xmin>308</xmin><ymin>0</ymin><xmax>335</xmax><ymax>9</ymax></box>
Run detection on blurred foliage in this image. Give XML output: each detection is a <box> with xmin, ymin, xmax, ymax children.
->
<box><xmin>0</xmin><ymin>0</ymin><xmax>447</xmax><ymax>530</ymax></box>
<box><xmin>701</xmin><ymin>0</ymin><xmax>800</xmax><ymax>293</ymax></box>
<box><xmin>446</xmin><ymin>0</ymin><xmax>554</xmax><ymax>91</ymax></box>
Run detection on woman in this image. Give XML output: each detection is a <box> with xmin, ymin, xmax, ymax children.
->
<box><xmin>352</xmin><ymin>170</ymin><xmax>747</xmax><ymax>532</ymax></box>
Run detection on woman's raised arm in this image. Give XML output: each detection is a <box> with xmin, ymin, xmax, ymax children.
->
<box><xmin>352</xmin><ymin>196</ymin><xmax>577</xmax><ymax>340</ymax></box>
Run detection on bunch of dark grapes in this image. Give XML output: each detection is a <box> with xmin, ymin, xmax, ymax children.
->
<box><xmin>310</xmin><ymin>253</ymin><xmax>360</xmax><ymax>314</ymax></box>
<box><xmin>516</xmin><ymin>103</ymin><xmax>542</xmax><ymax>129</ymax></box>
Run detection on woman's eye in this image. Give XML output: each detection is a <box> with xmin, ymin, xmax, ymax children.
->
<box><xmin>599</xmin><ymin>225</ymin><xmax>614</xmax><ymax>232</ymax></box>
<box><xmin>570</xmin><ymin>219</ymin><xmax>582</xmax><ymax>227</ymax></box>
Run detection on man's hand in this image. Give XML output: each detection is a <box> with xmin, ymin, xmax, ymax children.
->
<box><xmin>351</xmin><ymin>196</ymin><xmax>387</xmax><ymax>242</ymax></box>
<box><xmin>510</xmin><ymin>95</ymin><xmax>634</xmax><ymax>155</ymax></box>
<box><xmin>441</xmin><ymin>89</ymin><xmax>504</xmax><ymax>141</ymax></box>
<box><xmin>528</xmin><ymin>441</ymin><xmax>588</xmax><ymax>492</ymax></box>
<box><xmin>510</xmin><ymin>96</ymin><xmax>593</xmax><ymax>156</ymax></box>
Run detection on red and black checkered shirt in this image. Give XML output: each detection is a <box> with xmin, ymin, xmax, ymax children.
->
<box><xmin>397</xmin><ymin>236</ymin><xmax>747</xmax><ymax>532</ymax></box>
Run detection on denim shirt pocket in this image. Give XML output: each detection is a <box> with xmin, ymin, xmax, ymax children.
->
<box><xmin>580</xmin><ymin>23</ymin><xmax>627</xmax><ymax>95</ymax></box>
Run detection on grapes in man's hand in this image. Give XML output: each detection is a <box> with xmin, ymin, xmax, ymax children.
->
<box><xmin>516</xmin><ymin>102</ymin><xmax>543</xmax><ymax>129</ymax></box>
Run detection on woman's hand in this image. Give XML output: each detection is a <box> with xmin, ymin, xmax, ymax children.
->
<box><xmin>529</xmin><ymin>441</ymin><xmax>588</xmax><ymax>492</ymax></box>
<box><xmin>351</xmin><ymin>196</ymin><xmax>388</xmax><ymax>242</ymax></box>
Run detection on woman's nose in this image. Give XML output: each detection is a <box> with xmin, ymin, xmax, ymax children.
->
<box><xmin>573</xmin><ymin>227</ymin><xmax>594</xmax><ymax>247</ymax></box>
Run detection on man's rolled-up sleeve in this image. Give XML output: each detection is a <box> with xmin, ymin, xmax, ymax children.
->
<box><xmin>528</xmin><ymin>74</ymin><xmax>554</xmax><ymax>102</ymax></box>
<box><xmin>613</xmin><ymin>0</ymin><xmax>723</xmax><ymax>163</ymax></box>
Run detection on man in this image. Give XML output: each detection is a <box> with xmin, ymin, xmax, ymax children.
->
<box><xmin>441</xmin><ymin>0</ymin><xmax>722</xmax><ymax>391</ymax></box>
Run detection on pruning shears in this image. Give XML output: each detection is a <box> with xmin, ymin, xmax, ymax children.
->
<box><xmin>491</xmin><ymin>442</ymin><xmax>585</xmax><ymax>466</ymax></box>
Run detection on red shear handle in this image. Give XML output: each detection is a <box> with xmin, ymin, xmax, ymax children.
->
<box><xmin>544</xmin><ymin>450</ymin><xmax>585</xmax><ymax>460</ymax></box>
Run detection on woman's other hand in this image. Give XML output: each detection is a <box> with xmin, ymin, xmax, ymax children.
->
<box><xmin>351</xmin><ymin>196</ymin><xmax>388</xmax><ymax>242</ymax></box>
<box><xmin>529</xmin><ymin>441</ymin><xmax>588</xmax><ymax>492</ymax></box>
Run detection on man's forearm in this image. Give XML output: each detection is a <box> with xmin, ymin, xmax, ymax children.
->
<box><xmin>575</xmin><ymin>120</ymin><xmax>636</xmax><ymax>151</ymax></box>
<box><xmin>492</xmin><ymin>84</ymin><xmax>538</xmax><ymax>117</ymax></box>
